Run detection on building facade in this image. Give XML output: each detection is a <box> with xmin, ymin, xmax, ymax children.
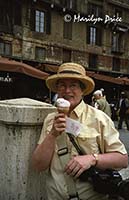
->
<box><xmin>0</xmin><ymin>0</ymin><xmax>129</xmax><ymax>101</ymax></box>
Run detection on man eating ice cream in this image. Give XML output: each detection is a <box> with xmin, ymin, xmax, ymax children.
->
<box><xmin>32</xmin><ymin>62</ymin><xmax>128</xmax><ymax>200</ymax></box>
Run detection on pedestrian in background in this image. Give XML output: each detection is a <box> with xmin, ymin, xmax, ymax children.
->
<box><xmin>52</xmin><ymin>93</ymin><xmax>58</xmax><ymax>105</ymax></box>
<box><xmin>117</xmin><ymin>91</ymin><xmax>129</xmax><ymax>131</ymax></box>
<box><xmin>91</xmin><ymin>95</ymin><xmax>98</xmax><ymax>109</ymax></box>
<box><xmin>100</xmin><ymin>88</ymin><xmax>106</xmax><ymax>99</ymax></box>
<box><xmin>93</xmin><ymin>90</ymin><xmax>112</xmax><ymax>118</ymax></box>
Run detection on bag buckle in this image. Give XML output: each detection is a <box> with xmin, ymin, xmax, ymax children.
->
<box><xmin>57</xmin><ymin>147</ymin><xmax>68</xmax><ymax>156</ymax></box>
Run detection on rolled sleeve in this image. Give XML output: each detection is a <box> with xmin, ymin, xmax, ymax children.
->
<box><xmin>99</xmin><ymin>117</ymin><xmax>127</xmax><ymax>154</ymax></box>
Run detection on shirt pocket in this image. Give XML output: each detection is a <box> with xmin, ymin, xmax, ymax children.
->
<box><xmin>77</xmin><ymin>129</ymin><xmax>100</xmax><ymax>154</ymax></box>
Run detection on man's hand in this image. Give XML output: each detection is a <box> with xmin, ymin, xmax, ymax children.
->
<box><xmin>64</xmin><ymin>155</ymin><xmax>96</xmax><ymax>178</ymax></box>
<box><xmin>50</xmin><ymin>113</ymin><xmax>66</xmax><ymax>137</ymax></box>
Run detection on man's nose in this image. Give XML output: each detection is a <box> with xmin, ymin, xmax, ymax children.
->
<box><xmin>65</xmin><ymin>86</ymin><xmax>72</xmax><ymax>92</ymax></box>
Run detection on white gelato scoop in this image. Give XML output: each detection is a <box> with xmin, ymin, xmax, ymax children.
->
<box><xmin>56</xmin><ymin>98</ymin><xmax>70</xmax><ymax>114</ymax></box>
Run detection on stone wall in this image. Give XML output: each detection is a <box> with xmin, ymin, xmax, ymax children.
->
<box><xmin>0</xmin><ymin>98</ymin><xmax>56</xmax><ymax>200</ymax></box>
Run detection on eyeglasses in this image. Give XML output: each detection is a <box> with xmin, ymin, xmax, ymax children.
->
<box><xmin>57</xmin><ymin>82</ymin><xmax>80</xmax><ymax>91</ymax></box>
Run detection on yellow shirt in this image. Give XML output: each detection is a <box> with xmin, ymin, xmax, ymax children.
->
<box><xmin>38</xmin><ymin>100</ymin><xmax>127</xmax><ymax>200</ymax></box>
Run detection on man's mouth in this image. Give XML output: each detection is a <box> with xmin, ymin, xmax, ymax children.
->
<box><xmin>63</xmin><ymin>95</ymin><xmax>73</xmax><ymax>100</ymax></box>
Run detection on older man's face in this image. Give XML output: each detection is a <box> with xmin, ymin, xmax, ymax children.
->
<box><xmin>56</xmin><ymin>78</ymin><xmax>83</xmax><ymax>110</ymax></box>
<box><xmin>94</xmin><ymin>94</ymin><xmax>101</xmax><ymax>100</ymax></box>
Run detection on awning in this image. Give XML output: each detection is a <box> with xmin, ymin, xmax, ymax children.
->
<box><xmin>117</xmin><ymin>77</ymin><xmax>129</xmax><ymax>85</ymax></box>
<box><xmin>23</xmin><ymin>61</ymin><xmax>129</xmax><ymax>86</ymax></box>
<box><xmin>0</xmin><ymin>57</ymin><xmax>49</xmax><ymax>80</ymax></box>
<box><xmin>37</xmin><ymin>63</ymin><xmax>59</xmax><ymax>73</ymax></box>
<box><xmin>42</xmin><ymin>63</ymin><xmax>59</xmax><ymax>73</ymax></box>
<box><xmin>87</xmin><ymin>71</ymin><xmax>129</xmax><ymax>85</ymax></box>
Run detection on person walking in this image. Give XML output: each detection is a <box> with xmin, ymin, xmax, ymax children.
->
<box><xmin>93</xmin><ymin>90</ymin><xmax>112</xmax><ymax>118</ymax></box>
<box><xmin>32</xmin><ymin>63</ymin><xmax>128</xmax><ymax>200</ymax></box>
<box><xmin>118</xmin><ymin>91</ymin><xmax>129</xmax><ymax>130</ymax></box>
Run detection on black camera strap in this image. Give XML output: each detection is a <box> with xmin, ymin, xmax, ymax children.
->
<box><xmin>67</xmin><ymin>133</ymin><xmax>85</xmax><ymax>156</ymax></box>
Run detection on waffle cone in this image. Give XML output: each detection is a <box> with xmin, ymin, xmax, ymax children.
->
<box><xmin>57</xmin><ymin>106</ymin><xmax>69</xmax><ymax>114</ymax></box>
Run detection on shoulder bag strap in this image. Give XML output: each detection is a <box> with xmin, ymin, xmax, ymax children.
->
<box><xmin>67</xmin><ymin>133</ymin><xmax>84</xmax><ymax>155</ymax></box>
<box><xmin>56</xmin><ymin>132</ymin><xmax>79</xmax><ymax>200</ymax></box>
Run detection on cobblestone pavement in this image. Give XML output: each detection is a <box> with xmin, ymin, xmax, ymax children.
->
<box><xmin>119</xmin><ymin>129</ymin><xmax>129</xmax><ymax>155</ymax></box>
<box><xmin>114</xmin><ymin>121</ymin><xmax>129</xmax><ymax>179</ymax></box>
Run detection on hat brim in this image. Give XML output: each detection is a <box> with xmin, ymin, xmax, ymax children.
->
<box><xmin>46</xmin><ymin>73</ymin><xmax>95</xmax><ymax>95</ymax></box>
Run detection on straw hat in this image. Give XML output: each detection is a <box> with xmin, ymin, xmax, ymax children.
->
<box><xmin>46</xmin><ymin>63</ymin><xmax>95</xmax><ymax>95</ymax></box>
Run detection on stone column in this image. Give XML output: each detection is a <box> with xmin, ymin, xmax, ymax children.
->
<box><xmin>0</xmin><ymin>98</ymin><xmax>56</xmax><ymax>200</ymax></box>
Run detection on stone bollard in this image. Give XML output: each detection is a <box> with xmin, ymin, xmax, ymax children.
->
<box><xmin>0</xmin><ymin>98</ymin><xmax>56</xmax><ymax>200</ymax></box>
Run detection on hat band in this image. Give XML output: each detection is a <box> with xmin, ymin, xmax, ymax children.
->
<box><xmin>59</xmin><ymin>70</ymin><xmax>82</xmax><ymax>75</ymax></box>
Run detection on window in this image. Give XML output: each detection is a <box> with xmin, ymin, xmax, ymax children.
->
<box><xmin>112</xmin><ymin>57</ymin><xmax>120</xmax><ymax>71</ymax></box>
<box><xmin>63</xmin><ymin>49</ymin><xmax>71</xmax><ymax>62</ymax></box>
<box><xmin>63</xmin><ymin>21</ymin><xmax>72</xmax><ymax>40</ymax></box>
<box><xmin>88</xmin><ymin>3</ymin><xmax>103</xmax><ymax>17</ymax></box>
<box><xmin>62</xmin><ymin>0</ymin><xmax>77</xmax><ymax>10</ymax></box>
<box><xmin>35</xmin><ymin>47</ymin><xmax>46</xmax><ymax>61</ymax></box>
<box><xmin>31</xmin><ymin>8</ymin><xmax>51</xmax><ymax>34</ymax></box>
<box><xmin>0</xmin><ymin>1</ymin><xmax>21</xmax><ymax>33</ymax></box>
<box><xmin>90</xmin><ymin>27</ymin><xmax>96</xmax><ymax>45</ymax></box>
<box><xmin>115</xmin><ymin>8</ymin><xmax>122</xmax><ymax>18</ymax></box>
<box><xmin>89</xmin><ymin>54</ymin><xmax>98</xmax><ymax>69</ymax></box>
<box><xmin>35</xmin><ymin>10</ymin><xmax>45</xmax><ymax>33</ymax></box>
<box><xmin>14</xmin><ymin>2</ymin><xmax>22</xmax><ymax>25</ymax></box>
<box><xmin>87</xmin><ymin>26</ymin><xmax>102</xmax><ymax>46</ymax></box>
<box><xmin>0</xmin><ymin>42</ymin><xmax>11</xmax><ymax>56</ymax></box>
<box><xmin>112</xmin><ymin>32</ymin><xmax>122</xmax><ymax>53</ymax></box>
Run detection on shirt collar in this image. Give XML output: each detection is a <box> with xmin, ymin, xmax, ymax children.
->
<box><xmin>71</xmin><ymin>100</ymin><xmax>86</xmax><ymax>118</ymax></box>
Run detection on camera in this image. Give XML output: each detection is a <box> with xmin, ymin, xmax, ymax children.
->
<box><xmin>79</xmin><ymin>167</ymin><xmax>129</xmax><ymax>200</ymax></box>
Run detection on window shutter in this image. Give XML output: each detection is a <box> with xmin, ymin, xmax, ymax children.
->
<box><xmin>30</xmin><ymin>8</ymin><xmax>35</xmax><ymax>31</ymax></box>
<box><xmin>46</xmin><ymin>11</ymin><xmax>51</xmax><ymax>34</ymax></box>
<box><xmin>96</xmin><ymin>27</ymin><xmax>102</xmax><ymax>46</ymax></box>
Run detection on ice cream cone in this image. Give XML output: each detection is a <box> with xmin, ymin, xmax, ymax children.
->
<box><xmin>57</xmin><ymin>106</ymin><xmax>70</xmax><ymax>114</ymax></box>
<box><xmin>56</xmin><ymin>98</ymin><xmax>70</xmax><ymax>115</ymax></box>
